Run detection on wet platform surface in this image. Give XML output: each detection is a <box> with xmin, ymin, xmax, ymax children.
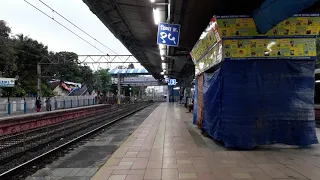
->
<box><xmin>91</xmin><ymin>103</ymin><xmax>320</xmax><ymax>180</ymax></box>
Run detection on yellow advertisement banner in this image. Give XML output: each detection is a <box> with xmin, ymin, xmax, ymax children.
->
<box><xmin>217</xmin><ymin>15</ymin><xmax>320</xmax><ymax>38</ymax></box>
<box><xmin>192</xmin><ymin>30</ymin><xmax>218</xmax><ymax>62</ymax></box>
<box><xmin>195</xmin><ymin>42</ymin><xmax>223</xmax><ymax>75</ymax></box>
<box><xmin>191</xmin><ymin>16</ymin><xmax>221</xmax><ymax>63</ymax></box>
<box><xmin>223</xmin><ymin>38</ymin><xmax>316</xmax><ymax>60</ymax></box>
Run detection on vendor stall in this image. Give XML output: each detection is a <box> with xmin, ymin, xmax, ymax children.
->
<box><xmin>191</xmin><ymin>15</ymin><xmax>319</xmax><ymax>149</ymax></box>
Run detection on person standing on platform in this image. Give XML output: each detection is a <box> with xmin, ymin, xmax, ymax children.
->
<box><xmin>180</xmin><ymin>95</ymin><xmax>183</xmax><ymax>104</ymax></box>
<box><xmin>45</xmin><ymin>97</ymin><xmax>52</xmax><ymax>111</ymax></box>
<box><xmin>35</xmin><ymin>97</ymin><xmax>42</xmax><ymax>112</ymax></box>
<box><xmin>188</xmin><ymin>98</ymin><xmax>194</xmax><ymax>112</ymax></box>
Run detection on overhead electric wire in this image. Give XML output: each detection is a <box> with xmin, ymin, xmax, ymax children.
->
<box><xmin>38</xmin><ymin>0</ymin><xmax>120</xmax><ymax>56</ymax></box>
<box><xmin>24</xmin><ymin>0</ymin><xmax>108</xmax><ymax>56</ymax></box>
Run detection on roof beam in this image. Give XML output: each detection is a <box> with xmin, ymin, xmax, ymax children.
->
<box><xmin>107</xmin><ymin>17</ymin><xmax>124</xmax><ymax>26</ymax></box>
<box><xmin>116</xmin><ymin>29</ymin><xmax>130</xmax><ymax>36</ymax></box>
<box><xmin>98</xmin><ymin>2</ymin><xmax>117</xmax><ymax>14</ymax></box>
<box><xmin>83</xmin><ymin>0</ymin><xmax>162</xmax><ymax>79</ymax></box>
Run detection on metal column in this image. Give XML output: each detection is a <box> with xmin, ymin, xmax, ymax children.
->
<box><xmin>117</xmin><ymin>73</ymin><xmax>121</xmax><ymax>105</ymax></box>
<box><xmin>37</xmin><ymin>63</ymin><xmax>41</xmax><ymax>97</ymax></box>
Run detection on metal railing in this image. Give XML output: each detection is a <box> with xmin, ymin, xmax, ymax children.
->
<box><xmin>0</xmin><ymin>96</ymin><xmax>96</xmax><ymax>117</ymax></box>
<box><xmin>0</xmin><ymin>95</ymin><xmax>165</xmax><ymax>117</ymax></box>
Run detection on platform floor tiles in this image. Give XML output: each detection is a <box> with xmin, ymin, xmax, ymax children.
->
<box><xmin>91</xmin><ymin>103</ymin><xmax>320</xmax><ymax>180</ymax></box>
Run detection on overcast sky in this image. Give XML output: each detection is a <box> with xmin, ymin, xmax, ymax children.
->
<box><xmin>0</xmin><ymin>0</ymin><xmax>141</xmax><ymax>69</ymax></box>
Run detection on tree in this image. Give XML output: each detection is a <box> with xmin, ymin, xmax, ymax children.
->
<box><xmin>48</xmin><ymin>51</ymin><xmax>79</xmax><ymax>82</ymax></box>
<box><xmin>44</xmin><ymin>51</ymin><xmax>95</xmax><ymax>93</ymax></box>
<box><xmin>0</xmin><ymin>20</ymin><xmax>96</xmax><ymax>97</ymax></box>
<box><xmin>131</xmin><ymin>86</ymin><xmax>139</xmax><ymax>95</ymax></box>
<box><xmin>109</xmin><ymin>85</ymin><xmax>118</xmax><ymax>95</ymax></box>
<box><xmin>0</xmin><ymin>20</ymin><xmax>17</xmax><ymax>78</ymax></box>
<box><xmin>0</xmin><ymin>20</ymin><xmax>11</xmax><ymax>37</ymax></box>
<box><xmin>79</xmin><ymin>65</ymin><xmax>95</xmax><ymax>92</ymax></box>
<box><xmin>94</xmin><ymin>69</ymin><xmax>111</xmax><ymax>96</ymax></box>
<box><xmin>13</xmin><ymin>34</ymin><xmax>49</xmax><ymax>96</ymax></box>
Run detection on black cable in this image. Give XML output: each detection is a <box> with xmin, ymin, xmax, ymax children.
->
<box><xmin>2</xmin><ymin>40</ymin><xmax>135</xmax><ymax>67</ymax></box>
<box><xmin>24</xmin><ymin>0</ymin><xmax>108</xmax><ymax>55</ymax></box>
<box><xmin>38</xmin><ymin>0</ymin><xmax>120</xmax><ymax>55</ymax></box>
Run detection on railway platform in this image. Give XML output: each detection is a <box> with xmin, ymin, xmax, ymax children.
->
<box><xmin>91</xmin><ymin>103</ymin><xmax>320</xmax><ymax>180</ymax></box>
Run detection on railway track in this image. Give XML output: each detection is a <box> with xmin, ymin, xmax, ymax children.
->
<box><xmin>0</xmin><ymin>105</ymin><xmax>123</xmax><ymax>161</ymax></box>
<box><xmin>0</xmin><ymin>102</ymin><xmax>153</xmax><ymax>179</ymax></box>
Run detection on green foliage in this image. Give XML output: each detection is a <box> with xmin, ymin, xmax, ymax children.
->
<box><xmin>130</xmin><ymin>86</ymin><xmax>139</xmax><ymax>95</ymax></box>
<box><xmin>0</xmin><ymin>20</ymin><xmax>96</xmax><ymax>97</ymax></box>
<box><xmin>0</xmin><ymin>21</ymin><xmax>18</xmax><ymax>78</ymax></box>
<box><xmin>0</xmin><ymin>20</ymin><xmax>11</xmax><ymax>38</ymax></box>
<box><xmin>41</xmin><ymin>83</ymin><xmax>54</xmax><ymax>97</ymax></box>
<box><xmin>94</xmin><ymin>69</ymin><xmax>111</xmax><ymax>94</ymax></box>
<box><xmin>11</xmin><ymin>86</ymin><xmax>27</xmax><ymax>97</ymax></box>
<box><xmin>109</xmin><ymin>85</ymin><xmax>118</xmax><ymax>95</ymax></box>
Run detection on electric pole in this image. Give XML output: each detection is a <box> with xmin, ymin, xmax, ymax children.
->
<box><xmin>37</xmin><ymin>63</ymin><xmax>41</xmax><ymax>97</ymax></box>
<box><xmin>117</xmin><ymin>73</ymin><xmax>121</xmax><ymax>105</ymax></box>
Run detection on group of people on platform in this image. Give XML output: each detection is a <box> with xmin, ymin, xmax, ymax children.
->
<box><xmin>35</xmin><ymin>97</ymin><xmax>52</xmax><ymax>112</ymax></box>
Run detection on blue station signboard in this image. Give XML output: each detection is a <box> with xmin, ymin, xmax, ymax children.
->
<box><xmin>157</xmin><ymin>22</ymin><xmax>181</xmax><ymax>47</ymax></box>
<box><xmin>168</xmin><ymin>79</ymin><xmax>177</xmax><ymax>86</ymax></box>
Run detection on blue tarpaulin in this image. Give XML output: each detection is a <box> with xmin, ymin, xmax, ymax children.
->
<box><xmin>202</xmin><ymin>60</ymin><xmax>318</xmax><ymax>149</ymax></box>
<box><xmin>193</xmin><ymin>78</ymin><xmax>198</xmax><ymax>125</ymax></box>
<box><xmin>253</xmin><ymin>0</ymin><xmax>318</xmax><ymax>34</ymax></box>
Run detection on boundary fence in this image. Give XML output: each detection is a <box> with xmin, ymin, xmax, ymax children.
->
<box><xmin>0</xmin><ymin>96</ymin><xmax>95</xmax><ymax>116</ymax></box>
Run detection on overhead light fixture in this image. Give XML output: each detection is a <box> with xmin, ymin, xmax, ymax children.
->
<box><xmin>162</xmin><ymin>63</ymin><xmax>166</xmax><ymax>69</ymax></box>
<box><xmin>150</xmin><ymin>0</ymin><xmax>155</xmax><ymax>2</ymax></box>
<box><xmin>153</xmin><ymin>8</ymin><xmax>160</xmax><ymax>25</ymax></box>
<box><xmin>159</xmin><ymin>44</ymin><xmax>165</xmax><ymax>50</ymax></box>
<box><xmin>161</xmin><ymin>56</ymin><xmax>165</xmax><ymax>61</ymax></box>
<box><xmin>168</xmin><ymin>3</ymin><xmax>170</xmax><ymax>17</ymax></box>
<box><xmin>160</xmin><ymin>72</ymin><xmax>164</xmax><ymax>75</ymax></box>
<box><xmin>160</xmin><ymin>49</ymin><xmax>166</xmax><ymax>56</ymax></box>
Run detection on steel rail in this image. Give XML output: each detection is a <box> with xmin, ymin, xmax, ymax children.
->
<box><xmin>0</xmin><ymin>103</ymin><xmax>154</xmax><ymax>178</ymax></box>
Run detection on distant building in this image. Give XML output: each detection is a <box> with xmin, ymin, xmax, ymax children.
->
<box><xmin>48</xmin><ymin>79</ymin><xmax>86</xmax><ymax>96</ymax></box>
